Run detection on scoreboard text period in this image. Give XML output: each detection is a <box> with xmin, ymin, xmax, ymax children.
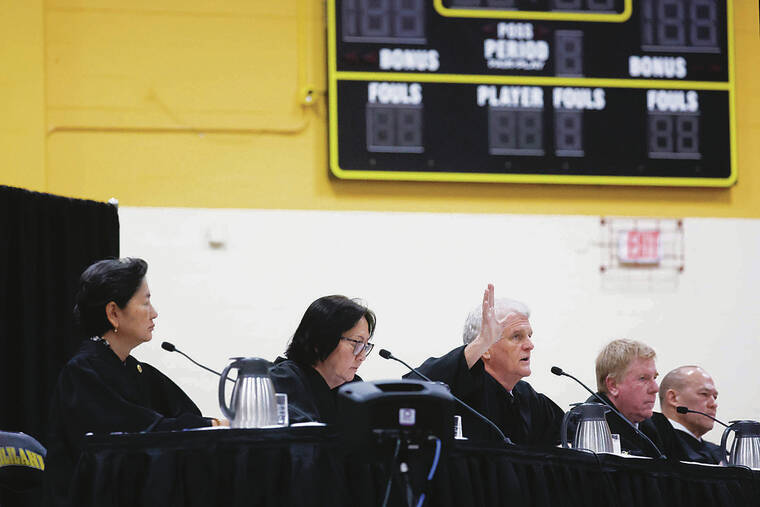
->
<box><xmin>327</xmin><ymin>0</ymin><xmax>736</xmax><ymax>187</ymax></box>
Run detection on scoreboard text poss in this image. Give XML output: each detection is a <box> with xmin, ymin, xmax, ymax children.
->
<box><xmin>327</xmin><ymin>0</ymin><xmax>736</xmax><ymax>187</ymax></box>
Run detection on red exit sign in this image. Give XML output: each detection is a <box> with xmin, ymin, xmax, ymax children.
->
<box><xmin>618</xmin><ymin>230</ymin><xmax>662</xmax><ymax>265</ymax></box>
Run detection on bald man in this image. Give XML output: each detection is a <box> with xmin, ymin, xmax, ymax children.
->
<box><xmin>653</xmin><ymin>365</ymin><xmax>724</xmax><ymax>464</ymax></box>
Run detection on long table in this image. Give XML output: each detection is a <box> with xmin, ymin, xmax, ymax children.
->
<box><xmin>70</xmin><ymin>426</ymin><xmax>760</xmax><ymax>507</ymax></box>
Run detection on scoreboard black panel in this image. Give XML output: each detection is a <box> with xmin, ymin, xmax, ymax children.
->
<box><xmin>328</xmin><ymin>0</ymin><xmax>736</xmax><ymax>186</ymax></box>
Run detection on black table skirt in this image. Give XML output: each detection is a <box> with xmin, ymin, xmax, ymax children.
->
<box><xmin>69</xmin><ymin>427</ymin><xmax>760</xmax><ymax>507</ymax></box>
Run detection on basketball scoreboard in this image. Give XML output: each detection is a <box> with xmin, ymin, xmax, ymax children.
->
<box><xmin>327</xmin><ymin>0</ymin><xmax>736</xmax><ymax>186</ymax></box>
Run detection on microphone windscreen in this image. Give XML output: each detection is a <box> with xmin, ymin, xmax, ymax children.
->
<box><xmin>161</xmin><ymin>341</ymin><xmax>176</xmax><ymax>352</ymax></box>
<box><xmin>676</xmin><ymin>406</ymin><xmax>689</xmax><ymax>414</ymax></box>
<box><xmin>378</xmin><ymin>349</ymin><xmax>392</xmax><ymax>360</ymax></box>
<box><xmin>550</xmin><ymin>366</ymin><xmax>563</xmax><ymax>376</ymax></box>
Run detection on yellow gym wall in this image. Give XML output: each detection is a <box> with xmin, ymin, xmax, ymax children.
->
<box><xmin>2</xmin><ymin>0</ymin><xmax>759</xmax><ymax>217</ymax></box>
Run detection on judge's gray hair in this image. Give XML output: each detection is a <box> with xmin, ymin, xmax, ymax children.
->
<box><xmin>462</xmin><ymin>298</ymin><xmax>531</xmax><ymax>345</ymax></box>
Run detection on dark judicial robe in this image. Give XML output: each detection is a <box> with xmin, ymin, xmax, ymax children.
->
<box><xmin>585</xmin><ymin>392</ymin><xmax>667</xmax><ymax>458</ymax></box>
<box><xmin>650</xmin><ymin>412</ymin><xmax>725</xmax><ymax>464</ymax></box>
<box><xmin>45</xmin><ymin>338</ymin><xmax>211</xmax><ymax>507</ymax></box>
<box><xmin>405</xmin><ymin>345</ymin><xmax>564</xmax><ymax>445</ymax></box>
<box><xmin>269</xmin><ymin>358</ymin><xmax>362</xmax><ymax>425</ymax></box>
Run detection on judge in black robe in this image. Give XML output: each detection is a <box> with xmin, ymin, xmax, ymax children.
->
<box><xmin>407</xmin><ymin>345</ymin><xmax>563</xmax><ymax>444</ymax></box>
<box><xmin>270</xmin><ymin>358</ymin><xmax>362</xmax><ymax>424</ymax></box>
<box><xmin>650</xmin><ymin>412</ymin><xmax>724</xmax><ymax>463</ymax></box>
<box><xmin>406</xmin><ymin>285</ymin><xmax>564</xmax><ymax>445</ymax></box>
<box><xmin>589</xmin><ymin>339</ymin><xmax>666</xmax><ymax>458</ymax></box>
<box><xmin>655</xmin><ymin>365</ymin><xmax>725</xmax><ymax>464</ymax></box>
<box><xmin>270</xmin><ymin>295</ymin><xmax>376</xmax><ymax>425</ymax></box>
<box><xmin>44</xmin><ymin>258</ymin><xmax>216</xmax><ymax>507</ymax></box>
<box><xmin>46</xmin><ymin>339</ymin><xmax>212</xmax><ymax>505</ymax></box>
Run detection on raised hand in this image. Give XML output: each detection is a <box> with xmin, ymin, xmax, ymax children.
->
<box><xmin>479</xmin><ymin>283</ymin><xmax>508</xmax><ymax>350</ymax></box>
<box><xmin>464</xmin><ymin>284</ymin><xmax>509</xmax><ymax>368</ymax></box>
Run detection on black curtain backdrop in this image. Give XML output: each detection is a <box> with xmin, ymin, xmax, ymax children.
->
<box><xmin>0</xmin><ymin>185</ymin><xmax>119</xmax><ymax>506</ymax></box>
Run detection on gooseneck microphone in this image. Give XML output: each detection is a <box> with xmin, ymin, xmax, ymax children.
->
<box><xmin>676</xmin><ymin>406</ymin><xmax>729</xmax><ymax>428</ymax></box>
<box><xmin>378</xmin><ymin>349</ymin><xmax>431</xmax><ymax>380</ymax></box>
<box><xmin>161</xmin><ymin>341</ymin><xmax>230</xmax><ymax>381</ymax></box>
<box><xmin>379</xmin><ymin>348</ymin><xmax>514</xmax><ymax>446</ymax></box>
<box><xmin>551</xmin><ymin>365</ymin><xmax>666</xmax><ymax>459</ymax></box>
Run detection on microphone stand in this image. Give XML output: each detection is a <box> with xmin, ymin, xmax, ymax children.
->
<box><xmin>676</xmin><ymin>406</ymin><xmax>729</xmax><ymax>428</ymax></box>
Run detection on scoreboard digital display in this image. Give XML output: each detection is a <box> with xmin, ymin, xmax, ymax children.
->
<box><xmin>327</xmin><ymin>0</ymin><xmax>736</xmax><ymax>186</ymax></box>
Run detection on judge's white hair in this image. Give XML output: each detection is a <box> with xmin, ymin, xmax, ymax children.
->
<box><xmin>462</xmin><ymin>298</ymin><xmax>531</xmax><ymax>345</ymax></box>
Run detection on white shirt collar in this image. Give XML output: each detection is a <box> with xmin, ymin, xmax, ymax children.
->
<box><xmin>669</xmin><ymin>418</ymin><xmax>702</xmax><ymax>441</ymax></box>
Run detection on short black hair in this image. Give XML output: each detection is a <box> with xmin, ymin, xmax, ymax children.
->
<box><xmin>285</xmin><ymin>295</ymin><xmax>376</xmax><ymax>366</ymax></box>
<box><xmin>74</xmin><ymin>258</ymin><xmax>148</xmax><ymax>337</ymax></box>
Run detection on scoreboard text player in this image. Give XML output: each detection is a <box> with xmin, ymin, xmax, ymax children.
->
<box><xmin>327</xmin><ymin>0</ymin><xmax>736</xmax><ymax>187</ymax></box>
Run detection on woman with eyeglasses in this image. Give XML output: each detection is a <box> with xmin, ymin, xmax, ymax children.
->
<box><xmin>270</xmin><ymin>295</ymin><xmax>376</xmax><ymax>424</ymax></box>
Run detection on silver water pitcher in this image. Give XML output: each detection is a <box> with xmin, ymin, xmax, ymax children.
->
<box><xmin>561</xmin><ymin>402</ymin><xmax>614</xmax><ymax>453</ymax></box>
<box><xmin>218</xmin><ymin>357</ymin><xmax>278</xmax><ymax>428</ymax></box>
<box><xmin>720</xmin><ymin>420</ymin><xmax>760</xmax><ymax>469</ymax></box>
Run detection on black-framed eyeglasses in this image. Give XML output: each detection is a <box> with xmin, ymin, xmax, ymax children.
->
<box><xmin>340</xmin><ymin>336</ymin><xmax>374</xmax><ymax>357</ymax></box>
